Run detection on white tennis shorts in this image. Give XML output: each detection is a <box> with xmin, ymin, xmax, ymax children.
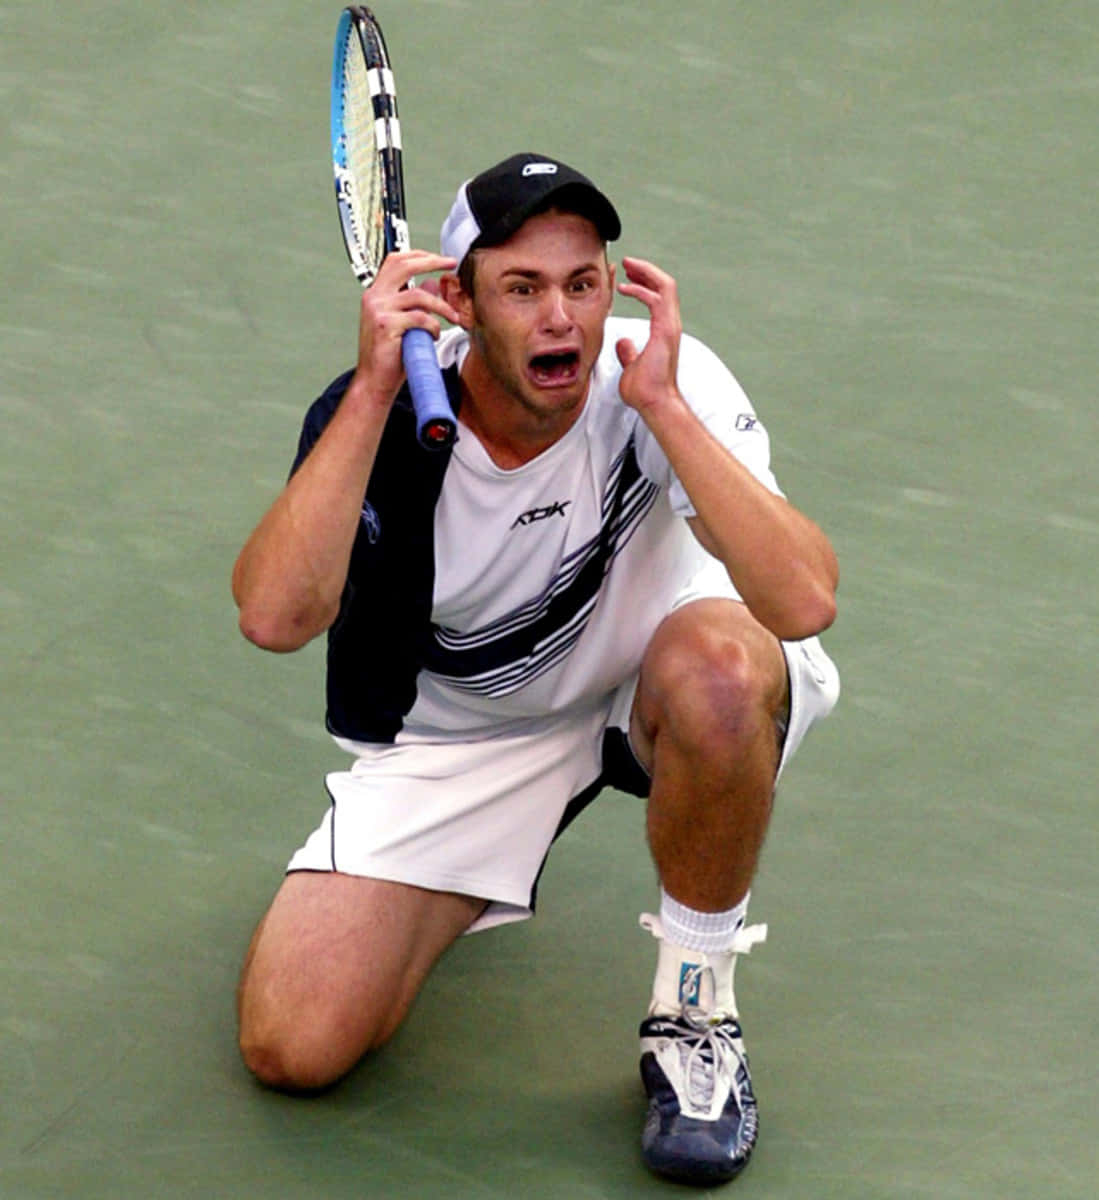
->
<box><xmin>286</xmin><ymin>625</ymin><xmax>840</xmax><ymax>933</ymax></box>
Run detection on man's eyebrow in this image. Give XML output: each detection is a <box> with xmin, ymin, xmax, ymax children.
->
<box><xmin>499</xmin><ymin>262</ymin><xmax>603</xmax><ymax>280</ymax></box>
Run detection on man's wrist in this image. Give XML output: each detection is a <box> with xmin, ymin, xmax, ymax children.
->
<box><xmin>634</xmin><ymin>386</ymin><xmax>690</xmax><ymax>428</ymax></box>
<box><xmin>344</xmin><ymin>368</ymin><xmax>398</xmax><ymax>417</ymax></box>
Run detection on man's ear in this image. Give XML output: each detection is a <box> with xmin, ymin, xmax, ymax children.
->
<box><xmin>439</xmin><ymin>274</ymin><xmax>474</xmax><ymax>330</ymax></box>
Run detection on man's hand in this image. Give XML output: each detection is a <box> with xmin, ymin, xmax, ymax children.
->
<box><xmin>354</xmin><ymin>250</ymin><xmax>459</xmax><ymax>409</ymax></box>
<box><xmin>614</xmin><ymin>256</ymin><xmax>685</xmax><ymax>417</ymax></box>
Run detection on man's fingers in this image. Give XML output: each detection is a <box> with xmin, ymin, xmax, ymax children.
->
<box><xmin>617</xmin><ymin>280</ymin><xmax>661</xmax><ymax>308</ymax></box>
<box><xmin>376</xmin><ymin>249</ymin><xmax>458</xmax><ymax>292</ymax></box>
<box><xmin>389</xmin><ymin>248</ymin><xmax>457</xmax><ymax>271</ymax></box>
<box><xmin>371</xmin><ymin>250</ymin><xmax>461</xmax><ymax>327</ymax></box>
<box><xmin>361</xmin><ymin>299</ymin><xmax>445</xmax><ymax>348</ymax></box>
<box><xmin>395</xmin><ymin>285</ymin><xmax>461</xmax><ymax>326</ymax></box>
<box><xmin>615</xmin><ymin>338</ymin><xmax>640</xmax><ymax>368</ymax></box>
<box><xmin>617</xmin><ymin>256</ymin><xmax>681</xmax><ymax>327</ymax></box>
<box><xmin>621</xmin><ymin>255</ymin><xmax>677</xmax><ymax>291</ymax></box>
<box><xmin>362</xmin><ymin>281</ymin><xmax>459</xmax><ymax>332</ymax></box>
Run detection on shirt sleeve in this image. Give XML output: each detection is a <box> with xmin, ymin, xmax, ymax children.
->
<box><xmin>632</xmin><ymin>332</ymin><xmax>783</xmax><ymax>518</ymax></box>
<box><xmin>289</xmin><ymin>369</ymin><xmax>355</xmax><ymax>477</ymax></box>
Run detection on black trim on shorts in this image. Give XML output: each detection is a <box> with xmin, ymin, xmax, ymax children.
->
<box><xmin>527</xmin><ymin>728</ymin><xmax>653</xmax><ymax>912</ymax></box>
<box><xmin>326</xmin><ymin>779</ymin><xmax>338</xmax><ymax>872</ymax></box>
<box><xmin>600</xmin><ymin>727</ymin><xmax>653</xmax><ymax>799</ymax></box>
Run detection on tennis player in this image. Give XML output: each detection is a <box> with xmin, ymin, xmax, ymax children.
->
<box><xmin>232</xmin><ymin>152</ymin><xmax>839</xmax><ymax>1185</ymax></box>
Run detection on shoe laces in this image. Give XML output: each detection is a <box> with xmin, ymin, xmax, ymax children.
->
<box><xmin>675</xmin><ymin>965</ymin><xmax>746</xmax><ymax>1113</ymax></box>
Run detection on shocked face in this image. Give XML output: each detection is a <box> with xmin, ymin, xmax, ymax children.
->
<box><xmin>458</xmin><ymin>210</ymin><xmax>616</xmax><ymax>426</ymax></box>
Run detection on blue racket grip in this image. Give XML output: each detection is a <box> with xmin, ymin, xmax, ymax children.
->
<box><xmin>402</xmin><ymin>327</ymin><xmax>456</xmax><ymax>449</ymax></box>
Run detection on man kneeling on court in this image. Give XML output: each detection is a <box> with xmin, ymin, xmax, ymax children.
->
<box><xmin>231</xmin><ymin>152</ymin><xmax>839</xmax><ymax>1185</ymax></box>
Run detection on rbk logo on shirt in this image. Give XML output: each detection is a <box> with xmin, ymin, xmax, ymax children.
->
<box><xmin>511</xmin><ymin>500</ymin><xmax>571</xmax><ymax>529</ymax></box>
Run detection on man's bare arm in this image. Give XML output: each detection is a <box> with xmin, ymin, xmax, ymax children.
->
<box><xmin>615</xmin><ymin>256</ymin><xmax>837</xmax><ymax>641</ymax></box>
<box><xmin>232</xmin><ymin>251</ymin><xmax>458</xmax><ymax>651</ymax></box>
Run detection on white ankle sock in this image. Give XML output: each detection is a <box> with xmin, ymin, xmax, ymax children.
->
<box><xmin>659</xmin><ymin>889</ymin><xmax>750</xmax><ymax>955</ymax></box>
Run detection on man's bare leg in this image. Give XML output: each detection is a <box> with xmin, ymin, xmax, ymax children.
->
<box><xmin>238</xmin><ymin>872</ymin><xmax>486</xmax><ymax>1091</ymax></box>
<box><xmin>631</xmin><ymin>599</ymin><xmax>788</xmax><ymax>912</ymax></box>
<box><xmin>628</xmin><ymin>597</ymin><xmax>788</xmax><ymax>1185</ymax></box>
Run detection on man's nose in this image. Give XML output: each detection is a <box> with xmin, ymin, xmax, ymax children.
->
<box><xmin>541</xmin><ymin>288</ymin><xmax>572</xmax><ymax>331</ymax></box>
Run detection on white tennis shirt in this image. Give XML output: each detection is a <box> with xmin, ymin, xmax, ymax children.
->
<box><xmin>363</xmin><ymin>316</ymin><xmax>782</xmax><ymax>739</ymax></box>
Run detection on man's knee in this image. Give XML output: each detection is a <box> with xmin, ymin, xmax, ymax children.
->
<box><xmin>236</xmin><ymin>937</ymin><xmax>403</xmax><ymax>1094</ymax></box>
<box><xmin>238</xmin><ymin>994</ymin><xmax>397</xmax><ymax>1093</ymax></box>
<box><xmin>639</xmin><ymin>604</ymin><xmax>786</xmax><ymax>752</ymax></box>
<box><xmin>240</xmin><ymin>1029</ymin><xmax>335</xmax><ymax>1094</ymax></box>
<box><xmin>234</xmin><ymin>872</ymin><xmax>471</xmax><ymax>1093</ymax></box>
<box><xmin>240</xmin><ymin>1032</ymin><xmax>348</xmax><ymax>1094</ymax></box>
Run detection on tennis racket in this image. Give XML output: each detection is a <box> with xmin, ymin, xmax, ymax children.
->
<box><xmin>331</xmin><ymin>6</ymin><xmax>456</xmax><ymax>449</ymax></box>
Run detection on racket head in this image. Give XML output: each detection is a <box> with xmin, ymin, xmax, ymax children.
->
<box><xmin>331</xmin><ymin>6</ymin><xmax>409</xmax><ymax>284</ymax></box>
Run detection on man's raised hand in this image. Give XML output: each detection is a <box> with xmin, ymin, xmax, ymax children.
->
<box><xmin>354</xmin><ymin>250</ymin><xmax>459</xmax><ymax>405</ymax></box>
<box><xmin>615</xmin><ymin>256</ymin><xmax>685</xmax><ymax>416</ymax></box>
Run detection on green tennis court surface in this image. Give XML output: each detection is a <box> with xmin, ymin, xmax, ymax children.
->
<box><xmin>3</xmin><ymin>2</ymin><xmax>1096</xmax><ymax>1195</ymax></box>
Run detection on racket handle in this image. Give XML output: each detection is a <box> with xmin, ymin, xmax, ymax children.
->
<box><xmin>402</xmin><ymin>328</ymin><xmax>456</xmax><ymax>449</ymax></box>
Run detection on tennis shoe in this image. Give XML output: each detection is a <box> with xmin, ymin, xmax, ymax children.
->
<box><xmin>639</xmin><ymin>992</ymin><xmax>758</xmax><ymax>1184</ymax></box>
<box><xmin>638</xmin><ymin>918</ymin><xmax>766</xmax><ymax>1188</ymax></box>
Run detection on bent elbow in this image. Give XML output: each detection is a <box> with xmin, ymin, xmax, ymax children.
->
<box><xmin>807</xmin><ymin>587</ymin><xmax>838</xmax><ymax>636</ymax></box>
<box><xmin>766</xmin><ymin>582</ymin><xmax>837</xmax><ymax>642</ymax></box>
<box><xmin>238</xmin><ymin>606</ymin><xmax>327</xmax><ymax>654</ymax></box>
<box><xmin>239</xmin><ymin>614</ymin><xmax>299</xmax><ymax>654</ymax></box>
<box><xmin>797</xmin><ymin>584</ymin><xmax>838</xmax><ymax>640</ymax></box>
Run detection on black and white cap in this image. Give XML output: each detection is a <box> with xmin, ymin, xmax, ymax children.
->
<box><xmin>440</xmin><ymin>152</ymin><xmax>621</xmax><ymax>265</ymax></box>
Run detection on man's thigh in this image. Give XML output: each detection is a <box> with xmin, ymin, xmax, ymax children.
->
<box><xmin>238</xmin><ymin>871</ymin><xmax>486</xmax><ymax>1089</ymax></box>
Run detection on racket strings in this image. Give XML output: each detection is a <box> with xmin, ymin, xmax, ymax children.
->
<box><xmin>340</xmin><ymin>36</ymin><xmax>387</xmax><ymax>274</ymax></box>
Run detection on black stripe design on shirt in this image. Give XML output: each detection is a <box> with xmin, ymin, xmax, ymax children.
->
<box><xmin>422</xmin><ymin>438</ymin><xmax>660</xmax><ymax>697</ymax></box>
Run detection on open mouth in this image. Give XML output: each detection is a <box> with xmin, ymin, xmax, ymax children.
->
<box><xmin>528</xmin><ymin>350</ymin><xmax>581</xmax><ymax>386</ymax></box>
